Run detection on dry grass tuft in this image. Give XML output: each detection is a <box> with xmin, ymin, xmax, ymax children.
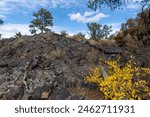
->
<box><xmin>86</xmin><ymin>49</ymin><xmax>99</xmax><ymax>64</ymax></box>
<box><xmin>15</xmin><ymin>38</ymin><xmax>25</xmax><ymax>47</ymax></box>
<box><xmin>69</xmin><ymin>87</ymin><xmax>104</xmax><ymax>100</ymax></box>
<box><xmin>89</xmin><ymin>39</ymin><xmax>116</xmax><ymax>46</ymax></box>
<box><xmin>98</xmin><ymin>39</ymin><xmax>116</xmax><ymax>46</ymax></box>
<box><xmin>44</xmin><ymin>48</ymin><xmax>66</xmax><ymax>59</ymax></box>
<box><xmin>52</xmin><ymin>48</ymin><xmax>66</xmax><ymax>59</ymax></box>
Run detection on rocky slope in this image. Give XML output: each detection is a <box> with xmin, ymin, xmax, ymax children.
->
<box><xmin>0</xmin><ymin>33</ymin><xmax>123</xmax><ymax>100</ymax></box>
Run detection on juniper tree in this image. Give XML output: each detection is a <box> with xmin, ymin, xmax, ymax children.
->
<box><xmin>29</xmin><ymin>8</ymin><xmax>53</xmax><ymax>34</ymax></box>
<box><xmin>87</xmin><ymin>22</ymin><xmax>112</xmax><ymax>40</ymax></box>
<box><xmin>102</xmin><ymin>25</ymin><xmax>112</xmax><ymax>38</ymax></box>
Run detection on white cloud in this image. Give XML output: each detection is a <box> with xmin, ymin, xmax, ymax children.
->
<box><xmin>0</xmin><ymin>23</ymin><xmax>79</xmax><ymax>38</ymax></box>
<box><xmin>83</xmin><ymin>11</ymin><xmax>96</xmax><ymax>17</ymax></box>
<box><xmin>68</xmin><ymin>11</ymin><xmax>109</xmax><ymax>23</ymax></box>
<box><xmin>0</xmin><ymin>23</ymin><xmax>30</xmax><ymax>38</ymax></box>
<box><xmin>0</xmin><ymin>14</ymin><xmax>6</xmax><ymax>19</ymax></box>
<box><xmin>0</xmin><ymin>22</ymin><xmax>121</xmax><ymax>39</ymax></box>
<box><xmin>109</xmin><ymin>23</ymin><xmax>121</xmax><ymax>34</ymax></box>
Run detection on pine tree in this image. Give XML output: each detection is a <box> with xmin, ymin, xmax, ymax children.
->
<box><xmin>29</xmin><ymin>8</ymin><xmax>53</xmax><ymax>34</ymax></box>
<box><xmin>29</xmin><ymin>24</ymin><xmax>37</xmax><ymax>35</ymax></box>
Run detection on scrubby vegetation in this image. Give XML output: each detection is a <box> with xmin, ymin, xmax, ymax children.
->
<box><xmin>85</xmin><ymin>0</ymin><xmax>150</xmax><ymax>100</ymax></box>
<box><xmin>15</xmin><ymin>32</ymin><xmax>22</xmax><ymax>38</ymax></box>
<box><xmin>72</xmin><ymin>32</ymin><xmax>86</xmax><ymax>41</ymax></box>
<box><xmin>114</xmin><ymin>9</ymin><xmax>150</xmax><ymax>48</ymax></box>
<box><xmin>114</xmin><ymin>9</ymin><xmax>150</xmax><ymax>67</ymax></box>
<box><xmin>60</xmin><ymin>30</ymin><xmax>68</xmax><ymax>37</ymax></box>
<box><xmin>84</xmin><ymin>3</ymin><xmax>150</xmax><ymax>99</ymax></box>
<box><xmin>85</xmin><ymin>57</ymin><xmax>150</xmax><ymax>100</ymax></box>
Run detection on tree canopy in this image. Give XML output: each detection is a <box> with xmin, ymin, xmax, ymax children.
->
<box><xmin>29</xmin><ymin>8</ymin><xmax>53</xmax><ymax>34</ymax></box>
<box><xmin>114</xmin><ymin>9</ymin><xmax>150</xmax><ymax>48</ymax></box>
<box><xmin>87</xmin><ymin>22</ymin><xmax>112</xmax><ymax>40</ymax></box>
<box><xmin>88</xmin><ymin>0</ymin><xmax>150</xmax><ymax>11</ymax></box>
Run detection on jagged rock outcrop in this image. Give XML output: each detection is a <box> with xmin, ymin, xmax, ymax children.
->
<box><xmin>0</xmin><ymin>33</ymin><xmax>123</xmax><ymax>100</ymax></box>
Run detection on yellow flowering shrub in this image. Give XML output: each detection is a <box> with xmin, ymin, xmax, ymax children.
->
<box><xmin>85</xmin><ymin>59</ymin><xmax>150</xmax><ymax>100</ymax></box>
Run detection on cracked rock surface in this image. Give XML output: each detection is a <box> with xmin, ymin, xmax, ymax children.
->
<box><xmin>0</xmin><ymin>33</ymin><xmax>124</xmax><ymax>100</ymax></box>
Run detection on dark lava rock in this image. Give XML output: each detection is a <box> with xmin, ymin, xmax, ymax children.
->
<box><xmin>69</xmin><ymin>95</ymin><xmax>86</xmax><ymax>100</ymax></box>
<box><xmin>49</xmin><ymin>86</ymin><xmax>70</xmax><ymax>100</ymax></box>
<box><xmin>81</xmin><ymin>82</ymin><xmax>98</xmax><ymax>90</ymax></box>
<box><xmin>0</xmin><ymin>32</ymin><xmax>124</xmax><ymax>100</ymax></box>
<box><xmin>1</xmin><ymin>85</ymin><xmax>24</xmax><ymax>100</ymax></box>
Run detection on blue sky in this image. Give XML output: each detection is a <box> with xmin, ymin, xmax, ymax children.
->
<box><xmin>0</xmin><ymin>0</ymin><xmax>142</xmax><ymax>38</ymax></box>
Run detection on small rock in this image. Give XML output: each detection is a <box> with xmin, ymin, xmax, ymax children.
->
<box><xmin>41</xmin><ymin>91</ymin><xmax>50</xmax><ymax>99</ymax></box>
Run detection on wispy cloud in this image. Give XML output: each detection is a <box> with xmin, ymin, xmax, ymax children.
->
<box><xmin>0</xmin><ymin>14</ymin><xmax>6</xmax><ymax>19</ymax></box>
<box><xmin>0</xmin><ymin>0</ymin><xmax>85</xmax><ymax>17</ymax></box>
<box><xmin>0</xmin><ymin>0</ymin><xmax>50</xmax><ymax>16</ymax></box>
<box><xmin>50</xmin><ymin>0</ymin><xmax>85</xmax><ymax>8</ymax></box>
<box><xmin>68</xmin><ymin>11</ymin><xmax>109</xmax><ymax>23</ymax></box>
<box><xmin>127</xmin><ymin>4</ymin><xmax>141</xmax><ymax>9</ymax></box>
<box><xmin>126</xmin><ymin>0</ymin><xmax>143</xmax><ymax>9</ymax></box>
